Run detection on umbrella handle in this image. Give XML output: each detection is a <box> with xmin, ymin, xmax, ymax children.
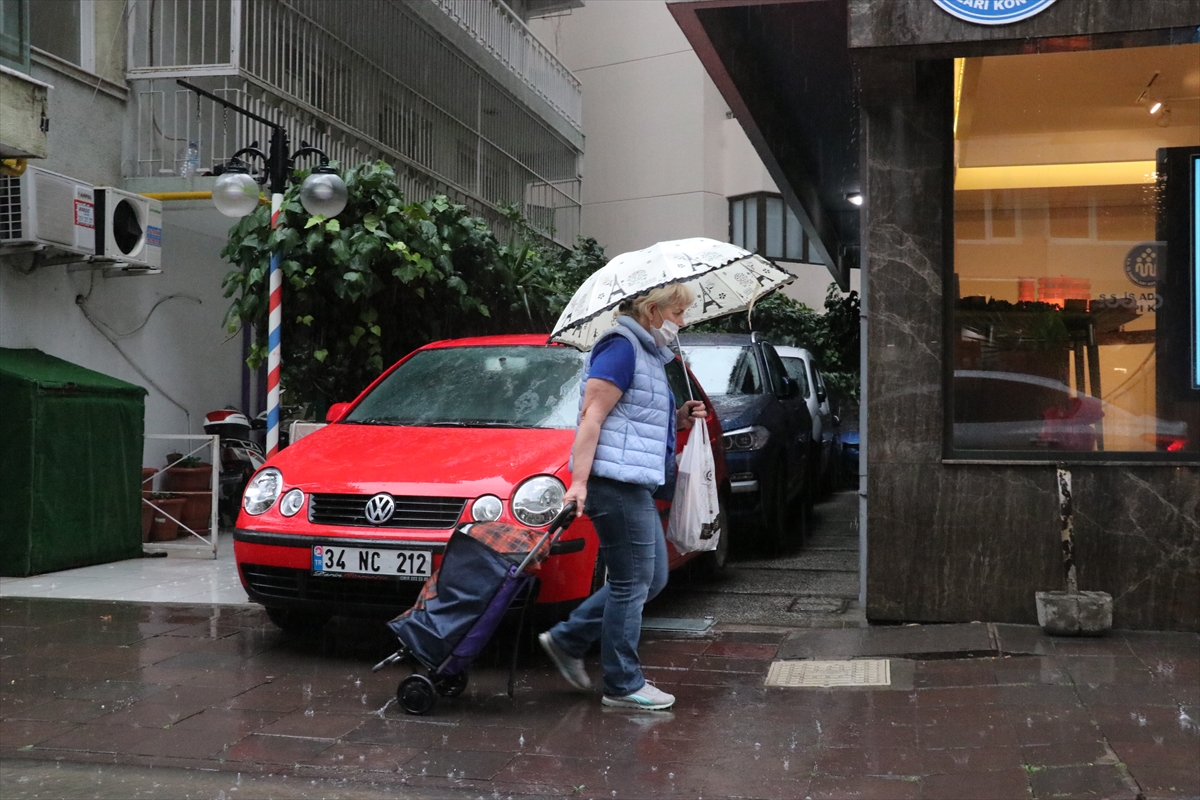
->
<box><xmin>672</xmin><ymin>340</ymin><xmax>695</xmax><ymax>403</ymax></box>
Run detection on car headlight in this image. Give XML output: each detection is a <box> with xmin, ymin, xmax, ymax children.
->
<box><xmin>243</xmin><ymin>468</ymin><xmax>283</xmax><ymax>515</ymax></box>
<box><xmin>511</xmin><ymin>475</ymin><xmax>565</xmax><ymax>527</ymax></box>
<box><xmin>279</xmin><ymin>488</ymin><xmax>305</xmax><ymax>517</ymax></box>
<box><xmin>723</xmin><ymin>425</ymin><xmax>771</xmax><ymax>453</ymax></box>
<box><xmin>471</xmin><ymin>494</ymin><xmax>503</xmax><ymax>522</ymax></box>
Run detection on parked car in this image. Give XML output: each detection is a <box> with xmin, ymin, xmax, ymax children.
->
<box><xmin>679</xmin><ymin>333</ymin><xmax>812</xmax><ymax>550</ymax></box>
<box><xmin>775</xmin><ymin>346</ymin><xmax>840</xmax><ymax>497</ymax></box>
<box><xmin>233</xmin><ymin>334</ymin><xmax>729</xmax><ymax>633</ymax></box>
<box><xmin>954</xmin><ymin>370</ymin><xmax>1188</xmax><ymax>452</ymax></box>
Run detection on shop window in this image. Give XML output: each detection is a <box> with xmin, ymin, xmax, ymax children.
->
<box><xmin>0</xmin><ymin>0</ymin><xmax>28</xmax><ymax>72</ymax></box>
<box><xmin>950</xmin><ymin>44</ymin><xmax>1199</xmax><ymax>457</ymax></box>
<box><xmin>729</xmin><ymin>192</ymin><xmax>811</xmax><ymax>262</ymax></box>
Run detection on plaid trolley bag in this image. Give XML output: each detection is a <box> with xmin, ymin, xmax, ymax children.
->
<box><xmin>372</xmin><ymin>502</ymin><xmax>576</xmax><ymax>715</ymax></box>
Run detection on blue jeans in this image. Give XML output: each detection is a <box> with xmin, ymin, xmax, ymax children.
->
<box><xmin>549</xmin><ymin>476</ymin><xmax>669</xmax><ymax>697</ymax></box>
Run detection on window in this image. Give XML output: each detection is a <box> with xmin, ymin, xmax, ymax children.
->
<box><xmin>0</xmin><ymin>0</ymin><xmax>28</xmax><ymax>71</ymax></box>
<box><xmin>29</xmin><ymin>0</ymin><xmax>91</xmax><ymax>70</ymax></box>
<box><xmin>729</xmin><ymin>193</ymin><xmax>812</xmax><ymax>262</ymax></box>
<box><xmin>950</xmin><ymin>44</ymin><xmax>1199</xmax><ymax>457</ymax></box>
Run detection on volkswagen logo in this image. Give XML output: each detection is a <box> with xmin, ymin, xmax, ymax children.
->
<box><xmin>364</xmin><ymin>493</ymin><xmax>395</xmax><ymax>525</ymax></box>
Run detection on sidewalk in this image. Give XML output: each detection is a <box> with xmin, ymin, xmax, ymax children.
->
<box><xmin>2</xmin><ymin>596</ymin><xmax>1196</xmax><ymax>799</ymax></box>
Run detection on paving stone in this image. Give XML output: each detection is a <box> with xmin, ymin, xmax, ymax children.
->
<box><xmin>1026</xmin><ymin>764</ymin><xmax>1138</xmax><ymax>799</ymax></box>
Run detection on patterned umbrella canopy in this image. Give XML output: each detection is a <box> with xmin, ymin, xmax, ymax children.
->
<box><xmin>550</xmin><ymin>238</ymin><xmax>795</xmax><ymax>350</ymax></box>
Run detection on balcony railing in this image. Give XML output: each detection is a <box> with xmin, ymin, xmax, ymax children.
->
<box><xmin>432</xmin><ymin>0</ymin><xmax>582</xmax><ymax>131</ymax></box>
<box><xmin>126</xmin><ymin>0</ymin><xmax>581</xmax><ymax>245</ymax></box>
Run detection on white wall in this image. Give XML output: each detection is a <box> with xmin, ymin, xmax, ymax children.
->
<box><xmin>530</xmin><ymin>1</ymin><xmax>857</xmax><ymax>310</ymax></box>
<box><xmin>1</xmin><ymin>64</ymin><xmax>245</xmax><ymax>469</ymax></box>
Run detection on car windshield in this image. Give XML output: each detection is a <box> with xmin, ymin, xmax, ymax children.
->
<box><xmin>684</xmin><ymin>345</ymin><xmax>763</xmax><ymax>396</ymax></box>
<box><xmin>344</xmin><ymin>345</ymin><xmax>585</xmax><ymax>429</ymax></box>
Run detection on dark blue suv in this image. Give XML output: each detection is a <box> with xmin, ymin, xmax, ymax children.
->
<box><xmin>679</xmin><ymin>333</ymin><xmax>813</xmax><ymax>550</ymax></box>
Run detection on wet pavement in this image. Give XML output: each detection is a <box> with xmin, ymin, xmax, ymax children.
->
<box><xmin>2</xmin><ymin>597</ymin><xmax>1197</xmax><ymax>799</ymax></box>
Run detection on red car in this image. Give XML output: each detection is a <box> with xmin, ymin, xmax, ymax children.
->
<box><xmin>233</xmin><ymin>334</ymin><xmax>730</xmax><ymax>633</ymax></box>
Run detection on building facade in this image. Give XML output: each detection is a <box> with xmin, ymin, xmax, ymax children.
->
<box><xmin>1</xmin><ymin>0</ymin><xmax>582</xmax><ymax>462</ymax></box>
<box><xmin>529</xmin><ymin>0</ymin><xmax>858</xmax><ymax>312</ymax></box>
<box><xmin>674</xmin><ymin>0</ymin><xmax>1200</xmax><ymax>630</ymax></box>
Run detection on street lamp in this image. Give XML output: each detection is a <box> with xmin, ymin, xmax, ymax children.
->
<box><xmin>178</xmin><ymin>80</ymin><xmax>347</xmax><ymax>458</ymax></box>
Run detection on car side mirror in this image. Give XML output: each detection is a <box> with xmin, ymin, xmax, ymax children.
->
<box><xmin>779</xmin><ymin>376</ymin><xmax>801</xmax><ymax>399</ymax></box>
<box><xmin>816</xmin><ymin>389</ymin><xmax>827</xmax><ymax>404</ymax></box>
<box><xmin>326</xmin><ymin>402</ymin><xmax>351</xmax><ymax>422</ymax></box>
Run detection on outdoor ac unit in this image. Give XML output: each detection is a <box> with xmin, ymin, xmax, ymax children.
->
<box><xmin>93</xmin><ymin>187</ymin><xmax>162</xmax><ymax>269</ymax></box>
<box><xmin>0</xmin><ymin>166</ymin><xmax>96</xmax><ymax>257</ymax></box>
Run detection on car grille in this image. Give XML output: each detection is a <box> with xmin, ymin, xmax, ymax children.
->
<box><xmin>308</xmin><ymin>494</ymin><xmax>466</xmax><ymax>528</ymax></box>
<box><xmin>241</xmin><ymin>564</ymin><xmax>422</xmax><ymax>611</ymax></box>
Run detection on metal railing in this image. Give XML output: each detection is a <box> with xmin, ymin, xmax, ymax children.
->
<box><xmin>126</xmin><ymin>0</ymin><xmax>581</xmax><ymax>245</ymax></box>
<box><xmin>432</xmin><ymin>0</ymin><xmax>582</xmax><ymax>130</ymax></box>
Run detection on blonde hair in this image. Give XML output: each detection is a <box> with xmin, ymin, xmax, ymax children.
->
<box><xmin>618</xmin><ymin>283</ymin><xmax>696</xmax><ymax>324</ymax></box>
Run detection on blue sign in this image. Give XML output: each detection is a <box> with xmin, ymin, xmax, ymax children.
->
<box><xmin>932</xmin><ymin>0</ymin><xmax>1057</xmax><ymax>25</ymax></box>
<box><xmin>1123</xmin><ymin>242</ymin><xmax>1161</xmax><ymax>288</ymax></box>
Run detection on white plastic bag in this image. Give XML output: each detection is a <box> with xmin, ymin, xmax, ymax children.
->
<box><xmin>665</xmin><ymin>427</ymin><xmax>721</xmax><ymax>553</ymax></box>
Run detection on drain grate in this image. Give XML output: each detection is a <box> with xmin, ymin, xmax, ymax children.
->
<box><xmin>765</xmin><ymin>659</ymin><xmax>891</xmax><ymax>688</ymax></box>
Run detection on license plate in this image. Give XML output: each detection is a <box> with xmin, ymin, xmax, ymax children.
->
<box><xmin>312</xmin><ymin>545</ymin><xmax>432</xmax><ymax>580</ymax></box>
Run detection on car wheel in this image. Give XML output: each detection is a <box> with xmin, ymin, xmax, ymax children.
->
<box><xmin>696</xmin><ymin>493</ymin><xmax>731</xmax><ymax>576</ymax></box>
<box><xmin>265</xmin><ymin>607</ymin><xmax>331</xmax><ymax>636</ymax></box>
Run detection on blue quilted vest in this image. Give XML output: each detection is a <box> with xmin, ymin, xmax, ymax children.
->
<box><xmin>578</xmin><ymin>316</ymin><xmax>676</xmax><ymax>488</ymax></box>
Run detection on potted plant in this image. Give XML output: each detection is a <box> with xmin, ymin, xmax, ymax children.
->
<box><xmin>148</xmin><ymin>492</ymin><xmax>186</xmax><ymax>542</ymax></box>
<box><xmin>163</xmin><ymin>455</ymin><xmax>213</xmax><ymax>534</ymax></box>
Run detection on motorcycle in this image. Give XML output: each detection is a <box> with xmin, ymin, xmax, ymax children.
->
<box><xmin>203</xmin><ymin>409</ymin><xmax>266</xmax><ymax>526</ymax></box>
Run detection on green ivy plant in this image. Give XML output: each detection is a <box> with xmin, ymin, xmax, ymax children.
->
<box><xmin>220</xmin><ymin>161</ymin><xmax>605</xmax><ymax>415</ymax></box>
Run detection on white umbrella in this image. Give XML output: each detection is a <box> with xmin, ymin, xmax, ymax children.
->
<box><xmin>550</xmin><ymin>237</ymin><xmax>795</xmax><ymax>350</ymax></box>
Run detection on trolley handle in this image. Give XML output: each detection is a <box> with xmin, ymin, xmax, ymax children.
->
<box><xmin>514</xmin><ymin>501</ymin><xmax>578</xmax><ymax>575</ymax></box>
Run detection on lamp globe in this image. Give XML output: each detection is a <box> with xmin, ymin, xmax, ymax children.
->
<box><xmin>213</xmin><ymin>171</ymin><xmax>261</xmax><ymax>217</ymax></box>
<box><xmin>299</xmin><ymin>168</ymin><xmax>348</xmax><ymax>218</ymax></box>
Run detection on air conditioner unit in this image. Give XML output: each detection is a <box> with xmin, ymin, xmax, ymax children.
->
<box><xmin>0</xmin><ymin>166</ymin><xmax>96</xmax><ymax>257</ymax></box>
<box><xmin>94</xmin><ymin>187</ymin><xmax>162</xmax><ymax>269</ymax></box>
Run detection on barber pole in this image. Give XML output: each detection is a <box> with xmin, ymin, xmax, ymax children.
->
<box><xmin>266</xmin><ymin>193</ymin><xmax>284</xmax><ymax>457</ymax></box>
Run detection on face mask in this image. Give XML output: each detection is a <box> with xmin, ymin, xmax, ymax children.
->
<box><xmin>651</xmin><ymin>319</ymin><xmax>680</xmax><ymax>347</ymax></box>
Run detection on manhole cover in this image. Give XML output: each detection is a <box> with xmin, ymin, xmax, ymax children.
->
<box><xmin>765</xmin><ymin>659</ymin><xmax>891</xmax><ymax>688</ymax></box>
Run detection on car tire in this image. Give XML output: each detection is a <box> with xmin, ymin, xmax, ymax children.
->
<box><xmin>265</xmin><ymin>607</ymin><xmax>331</xmax><ymax>636</ymax></box>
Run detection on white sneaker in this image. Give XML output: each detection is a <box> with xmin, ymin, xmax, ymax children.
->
<box><xmin>538</xmin><ymin>632</ymin><xmax>592</xmax><ymax>691</ymax></box>
<box><xmin>601</xmin><ymin>681</ymin><xmax>675</xmax><ymax>711</ymax></box>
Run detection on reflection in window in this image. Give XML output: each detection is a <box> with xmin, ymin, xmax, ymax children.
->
<box><xmin>0</xmin><ymin>0</ymin><xmax>29</xmax><ymax>72</ymax></box>
<box><xmin>30</xmin><ymin>0</ymin><xmax>78</xmax><ymax>64</ymax></box>
<box><xmin>345</xmin><ymin>346</ymin><xmax>585</xmax><ymax>429</ymax></box>
<box><xmin>684</xmin><ymin>346</ymin><xmax>763</xmax><ymax>397</ymax></box>
<box><xmin>951</xmin><ymin>44</ymin><xmax>1198</xmax><ymax>454</ymax></box>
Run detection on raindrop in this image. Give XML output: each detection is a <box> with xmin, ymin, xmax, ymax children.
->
<box><xmin>359</xmin><ymin>754</ymin><xmax>365</xmax><ymax>762</ymax></box>
<box><xmin>518</xmin><ymin>734</ymin><xmax>525</xmax><ymax>747</ymax></box>
<box><xmin>355</xmin><ymin>679</ymin><xmax>362</xmax><ymax>687</ymax></box>
<box><xmin>754</xmin><ymin>742</ymin><xmax>761</xmax><ymax>750</ymax></box>
<box><xmin>1137</xmin><ymin>714</ymin><xmax>1147</xmax><ymax>727</ymax></box>
<box><xmin>783</xmin><ymin>758</ymin><xmax>790</xmax><ymax>771</ymax></box>
<box><xmin>668</xmin><ymin>772</ymin><xmax>675</xmax><ymax>779</ymax></box>
<box><xmin>1179</xmin><ymin>708</ymin><xmax>1194</xmax><ymax>731</ymax></box>
<box><xmin>361</xmin><ymin>694</ymin><xmax>368</xmax><ymax>704</ymax></box>
<box><xmin>651</xmin><ymin>766</ymin><xmax>658</xmax><ymax>773</ymax></box>
<box><xmin>304</xmin><ymin>708</ymin><xmax>314</xmax><ymax>717</ymax></box>
<box><xmin>1153</xmin><ymin>735</ymin><xmax>1164</xmax><ymax>746</ymax></box>
<box><xmin>442</xmin><ymin>734</ymin><xmax>449</xmax><ymax>744</ymax></box>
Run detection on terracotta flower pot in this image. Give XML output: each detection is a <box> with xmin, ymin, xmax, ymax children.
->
<box><xmin>164</xmin><ymin>466</ymin><xmax>213</xmax><ymax>534</ymax></box>
<box><xmin>149</xmin><ymin>498</ymin><xmax>186</xmax><ymax>542</ymax></box>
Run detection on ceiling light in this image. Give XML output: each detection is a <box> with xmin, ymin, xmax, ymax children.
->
<box><xmin>846</xmin><ymin>193</ymin><xmax>863</xmax><ymax>206</ymax></box>
<box><xmin>1149</xmin><ymin>101</ymin><xmax>1163</xmax><ymax>115</ymax></box>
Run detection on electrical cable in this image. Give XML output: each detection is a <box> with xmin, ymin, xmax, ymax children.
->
<box><xmin>75</xmin><ymin>292</ymin><xmax>193</xmax><ymax>433</ymax></box>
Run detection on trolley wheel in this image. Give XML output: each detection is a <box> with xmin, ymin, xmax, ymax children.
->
<box><xmin>434</xmin><ymin>671</ymin><xmax>468</xmax><ymax>698</ymax></box>
<box><xmin>397</xmin><ymin>674</ymin><xmax>438</xmax><ymax>715</ymax></box>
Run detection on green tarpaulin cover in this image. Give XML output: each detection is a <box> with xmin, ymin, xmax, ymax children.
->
<box><xmin>0</xmin><ymin>348</ymin><xmax>147</xmax><ymax>576</ymax></box>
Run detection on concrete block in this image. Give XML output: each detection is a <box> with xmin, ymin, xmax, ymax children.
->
<box><xmin>1035</xmin><ymin>591</ymin><xmax>1113</xmax><ymax>637</ymax></box>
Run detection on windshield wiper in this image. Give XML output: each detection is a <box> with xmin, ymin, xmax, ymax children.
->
<box><xmin>344</xmin><ymin>417</ymin><xmax>402</xmax><ymax>425</ymax></box>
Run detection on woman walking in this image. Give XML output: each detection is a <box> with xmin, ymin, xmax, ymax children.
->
<box><xmin>539</xmin><ymin>284</ymin><xmax>706</xmax><ymax>711</ymax></box>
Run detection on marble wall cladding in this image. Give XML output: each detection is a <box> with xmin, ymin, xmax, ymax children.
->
<box><xmin>1072</xmin><ymin>466</ymin><xmax>1200</xmax><ymax>631</ymax></box>
<box><xmin>866</xmin><ymin>463</ymin><xmax>1063</xmax><ymax>625</ymax></box>
<box><xmin>848</xmin><ymin>0</ymin><xmax>1200</xmax><ymax>50</ymax></box>
<box><xmin>860</xmin><ymin>58</ymin><xmax>949</xmax><ymax>466</ymax></box>
<box><xmin>857</xmin><ymin>54</ymin><xmax>1200</xmax><ymax>631</ymax></box>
